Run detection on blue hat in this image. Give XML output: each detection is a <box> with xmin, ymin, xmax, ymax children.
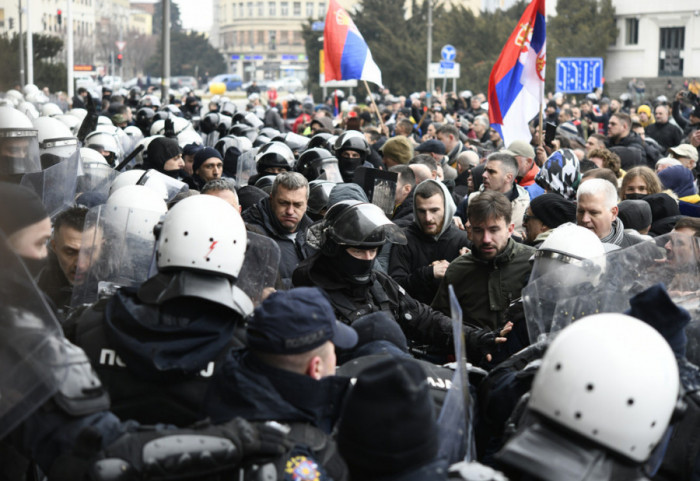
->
<box><xmin>193</xmin><ymin>147</ymin><xmax>223</xmax><ymax>174</ymax></box>
<box><xmin>247</xmin><ymin>287</ymin><xmax>358</xmax><ymax>354</ymax></box>
<box><xmin>183</xmin><ymin>143</ymin><xmax>203</xmax><ymax>157</ymax></box>
<box><xmin>415</xmin><ymin>139</ymin><xmax>446</xmax><ymax>155</ymax></box>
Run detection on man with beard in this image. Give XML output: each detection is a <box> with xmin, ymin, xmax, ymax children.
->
<box><xmin>432</xmin><ymin>190</ymin><xmax>534</xmax><ymax>331</ymax></box>
<box><xmin>389</xmin><ymin>179</ymin><xmax>471</xmax><ymax>304</ymax></box>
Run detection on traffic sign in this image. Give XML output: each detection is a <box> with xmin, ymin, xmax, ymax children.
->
<box><xmin>429</xmin><ymin>63</ymin><xmax>460</xmax><ymax>79</ymax></box>
<box><xmin>555</xmin><ymin>57</ymin><xmax>603</xmax><ymax>94</ymax></box>
<box><xmin>115</xmin><ymin>41</ymin><xmax>126</xmax><ymax>52</ymax></box>
<box><xmin>441</xmin><ymin>44</ymin><xmax>456</xmax><ymax>62</ymax></box>
<box><xmin>440</xmin><ymin>61</ymin><xmax>454</xmax><ymax>69</ymax></box>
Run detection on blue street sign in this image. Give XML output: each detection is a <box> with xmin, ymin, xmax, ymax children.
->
<box><xmin>555</xmin><ymin>57</ymin><xmax>604</xmax><ymax>94</ymax></box>
<box><xmin>230</xmin><ymin>55</ymin><xmax>240</xmax><ymax>60</ymax></box>
<box><xmin>441</xmin><ymin>44</ymin><xmax>456</xmax><ymax>62</ymax></box>
<box><xmin>440</xmin><ymin>61</ymin><xmax>455</xmax><ymax>69</ymax></box>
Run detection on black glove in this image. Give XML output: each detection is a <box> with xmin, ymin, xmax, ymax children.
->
<box><xmin>465</xmin><ymin>327</ymin><xmax>499</xmax><ymax>366</ymax></box>
<box><xmin>217</xmin><ymin>418</ymin><xmax>292</xmax><ymax>459</ymax></box>
<box><xmin>164</xmin><ymin>118</ymin><xmax>176</xmax><ymax>138</ymax></box>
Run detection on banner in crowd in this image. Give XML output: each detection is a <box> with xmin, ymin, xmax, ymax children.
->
<box><xmin>488</xmin><ymin>0</ymin><xmax>546</xmax><ymax>145</ymax></box>
<box><xmin>323</xmin><ymin>0</ymin><xmax>383</xmax><ymax>87</ymax></box>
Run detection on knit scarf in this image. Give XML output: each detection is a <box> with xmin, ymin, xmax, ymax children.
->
<box><xmin>600</xmin><ymin>217</ymin><xmax>624</xmax><ymax>246</ymax></box>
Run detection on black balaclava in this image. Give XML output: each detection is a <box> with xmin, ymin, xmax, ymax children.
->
<box><xmin>329</xmin><ymin>245</ymin><xmax>375</xmax><ymax>285</ymax></box>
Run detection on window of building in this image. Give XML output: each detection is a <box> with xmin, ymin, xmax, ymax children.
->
<box><xmin>293</xmin><ymin>2</ymin><xmax>301</xmax><ymax>15</ymax></box>
<box><xmin>247</xmin><ymin>2</ymin><xmax>253</xmax><ymax>16</ymax></box>
<box><xmin>659</xmin><ymin>27</ymin><xmax>685</xmax><ymax>76</ymax></box>
<box><xmin>318</xmin><ymin>2</ymin><xmax>325</xmax><ymax>15</ymax></box>
<box><xmin>279</xmin><ymin>30</ymin><xmax>290</xmax><ymax>45</ymax></box>
<box><xmin>281</xmin><ymin>2</ymin><xmax>289</xmax><ymax>15</ymax></box>
<box><xmin>258</xmin><ymin>30</ymin><xmax>265</xmax><ymax>44</ymax></box>
<box><xmin>292</xmin><ymin>30</ymin><xmax>302</xmax><ymax>44</ymax></box>
<box><xmin>257</xmin><ymin>1</ymin><xmax>263</xmax><ymax>16</ymax></box>
<box><xmin>269</xmin><ymin>1</ymin><xmax>276</xmax><ymax>16</ymax></box>
<box><xmin>239</xmin><ymin>2</ymin><xmax>244</xmax><ymax>17</ymax></box>
<box><xmin>625</xmin><ymin>18</ymin><xmax>638</xmax><ymax>45</ymax></box>
<box><xmin>306</xmin><ymin>2</ymin><xmax>313</xmax><ymax>17</ymax></box>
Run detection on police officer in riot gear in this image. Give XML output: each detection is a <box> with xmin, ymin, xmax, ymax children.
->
<box><xmin>293</xmin><ymin>200</ymin><xmax>507</xmax><ymax>361</ymax></box>
<box><xmin>0</xmin><ymin>190</ymin><xmax>289</xmax><ymax>481</ymax></box>
<box><xmin>0</xmin><ymin>106</ymin><xmax>42</xmax><ymax>183</ymax></box>
<box><xmin>333</xmin><ymin>131</ymin><xmax>372</xmax><ymax>183</ymax></box>
<box><xmin>66</xmin><ymin>195</ymin><xmax>253</xmax><ymax>425</ymax></box>
<box><xmin>495</xmin><ymin>314</ymin><xmax>681</xmax><ymax>481</ymax></box>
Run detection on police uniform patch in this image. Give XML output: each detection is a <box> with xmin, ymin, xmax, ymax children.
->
<box><xmin>284</xmin><ymin>455</ymin><xmax>321</xmax><ymax>481</ymax></box>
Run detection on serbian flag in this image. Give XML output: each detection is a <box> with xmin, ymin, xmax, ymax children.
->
<box><xmin>488</xmin><ymin>0</ymin><xmax>546</xmax><ymax>145</ymax></box>
<box><xmin>323</xmin><ymin>0</ymin><xmax>383</xmax><ymax>87</ymax></box>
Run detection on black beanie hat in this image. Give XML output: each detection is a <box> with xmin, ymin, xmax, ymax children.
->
<box><xmin>192</xmin><ymin>147</ymin><xmax>223</xmax><ymax>174</ymax></box>
<box><xmin>617</xmin><ymin>199</ymin><xmax>652</xmax><ymax>232</ymax></box>
<box><xmin>0</xmin><ymin>182</ymin><xmax>49</xmax><ymax>236</ymax></box>
<box><xmin>529</xmin><ymin>193</ymin><xmax>577</xmax><ymax>229</ymax></box>
<box><xmin>337</xmin><ymin>356</ymin><xmax>438</xmax><ymax>479</ymax></box>
<box><xmin>145</xmin><ymin>137</ymin><xmax>181</xmax><ymax>172</ymax></box>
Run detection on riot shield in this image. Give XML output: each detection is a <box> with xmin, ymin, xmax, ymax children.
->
<box><xmin>0</xmin><ymin>231</ymin><xmax>68</xmax><ymax>438</ymax></box>
<box><xmin>76</xmin><ymin>161</ymin><xmax>118</xmax><ymax>198</ymax></box>
<box><xmin>237</xmin><ymin>231</ymin><xmax>282</xmax><ymax>305</ymax></box>
<box><xmin>70</xmin><ymin>203</ymin><xmax>163</xmax><ymax>307</ymax></box>
<box><xmin>437</xmin><ymin>285</ymin><xmax>475</xmax><ymax>464</ymax></box>
<box><xmin>352</xmin><ymin>167</ymin><xmax>398</xmax><ymax>216</ymax></box>
<box><xmin>318</xmin><ymin>158</ymin><xmax>343</xmax><ymax>183</ymax></box>
<box><xmin>523</xmin><ymin>234</ymin><xmax>700</xmax><ymax>347</ymax></box>
<box><xmin>235</xmin><ymin>147</ymin><xmax>259</xmax><ymax>187</ymax></box>
<box><xmin>137</xmin><ymin>169</ymin><xmax>189</xmax><ymax>202</ymax></box>
<box><xmin>20</xmin><ymin>149</ymin><xmax>81</xmax><ymax>217</ymax></box>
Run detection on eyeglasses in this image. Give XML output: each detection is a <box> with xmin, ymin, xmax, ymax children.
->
<box><xmin>523</xmin><ymin>212</ymin><xmax>536</xmax><ymax>223</ymax></box>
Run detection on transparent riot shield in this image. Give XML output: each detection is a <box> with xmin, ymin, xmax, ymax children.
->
<box><xmin>352</xmin><ymin>167</ymin><xmax>398</xmax><ymax>216</ymax></box>
<box><xmin>70</xmin><ymin>204</ymin><xmax>163</xmax><ymax>307</ymax></box>
<box><xmin>137</xmin><ymin>169</ymin><xmax>189</xmax><ymax>202</ymax></box>
<box><xmin>318</xmin><ymin>159</ymin><xmax>343</xmax><ymax>183</ymax></box>
<box><xmin>0</xmin><ymin>231</ymin><xmax>68</xmax><ymax>438</ymax></box>
<box><xmin>76</xmin><ymin>161</ymin><xmax>118</xmax><ymax>198</ymax></box>
<box><xmin>237</xmin><ymin>231</ymin><xmax>282</xmax><ymax>305</ymax></box>
<box><xmin>20</xmin><ymin>149</ymin><xmax>81</xmax><ymax>217</ymax></box>
<box><xmin>235</xmin><ymin>148</ymin><xmax>259</xmax><ymax>187</ymax></box>
<box><xmin>437</xmin><ymin>285</ymin><xmax>475</xmax><ymax>464</ymax></box>
<box><xmin>523</xmin><ymin>234</ymin><xmax>700</xmax><ymax>346</ymax></box>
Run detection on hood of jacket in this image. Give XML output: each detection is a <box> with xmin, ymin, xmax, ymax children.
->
<box><xmin>412</xmin><ymin>179</ymin><xmax>456</xmax><ymax>241</ymax></box>
<box><xmin>104</xmin><ymin>287</ymin><xmax>242</xmax><ymax>380</ymax></box>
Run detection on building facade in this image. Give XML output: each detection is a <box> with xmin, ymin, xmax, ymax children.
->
<box><xmin>606</xmin><ymin>0</ymin><xmax>700</xmax><ymax>82</ymax></box>
<box><xmin>214</xmin><ymin>0</ymin><xmax>330</xmax><ymax>82</ymax></box>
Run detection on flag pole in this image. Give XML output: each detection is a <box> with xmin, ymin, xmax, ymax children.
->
<box><xmin>364</xmin><ymin>80</ymin><xmax>387</xmax><ymax>133</ymax></box>
<box><xmin>538</xmin><ymin>102</ymin><xmax>544</xmax><ymax>149</ymax></box>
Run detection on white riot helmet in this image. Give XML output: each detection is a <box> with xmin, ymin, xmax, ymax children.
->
<box><xmin>32</xmin><ymin>116</ymin><xmax>80</xmax><ymax>167</ymax></box>
<box><xmin>80</xmin><ymin>147</ymin><xmax>109</xmax><ymax>166</ymax></box>
<box><xmin>68</xmin><ymin>108</ymin><xmax>88</xmax><ymax>122</ymax></box>
<box><xmin>530</xmin><ymin>223</ymin><xmax>606</xmax><ymax>282</ymax></box>
<box><xmin>41</xmin><ymin>102</ymin><xmax>63</xmax><ymax>117</ymax></box>
<box><xmin>54</xmin><ymin>114</ymin><xmax>81</xmax><ymax>135</ymax></box>
<box><xmin>85</xmin><ymin>130</ymin><xmax>122</xmax><ymax>166</ymax></box>
<box><xmin>150</xmin><ymin>117</ymin><xmax>192</xmax><ymax>137</ymax></box>
<box><xmin>106</xmin><ymin>184</ymin><xmax>168</xmax><ymax>215</ymax></box>
<box><xmin>124</xmin><ymin>125</ymin><xmax>145</xmax><ymax>149</ymax></box>
<box><xmin>97</xmin><ymin>115</ymin><xmax>113</xmax><ymax>126</ymax></box>
<box><xmin>529</xmin><ymin>313</ymin><xmax>680</xmax><ymax>463</ymax></box>
<box><xmin>0</xmin><ymin>106</ymin><xmax>42</xmax><ymax>178</ymax></box>
<box><xmin>177</xmin><ymin>129</ymin><xmax>203</xmax><ymax>149</ymax></box>
<box><xmin>155</xmin><ymin>195</ymin><xmax>247</xmax><ymax>280</ymax></box>
<box><xmin>108</xmin><ymin>169</ymin><xmax>169</xmax><ymax>201</ymax></box>
<box><xmin>5</xmin><ymin>90</ymin><xmax>24</xmax><ymax>107</ymax></box>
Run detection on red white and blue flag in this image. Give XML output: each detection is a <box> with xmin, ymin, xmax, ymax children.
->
<box><xmin>488</xmin><ymin>0</ymin><xmax>546</xmax><ymax>145</ymax></box>
<box><xmin>323</xmin><ymin>0</ymin><xmax>383</xmax><ymax>87</ymax></box>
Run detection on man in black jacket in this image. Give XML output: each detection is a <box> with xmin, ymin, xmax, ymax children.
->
<box><xmin>242</xmin><ymin>171</ymin><xmax>314</xmax><ymax>287</ymax></box>
<box><xmin>389</xmin><ymin>179</ymin><xmax>470</xmax><ymax>304</ymax></box>
<box><xmin>605</xmin><ymin>112</ymin><xmax>647</xmax><ymax>167</ymax></box>
<box><xmin>646</xmin><ymin>104</ymin><xmax>683</xmax><ymax>152</ymax></box>
<box><xmin>293</xmin><ymin>200</ymin><xmax>508</xmax><ymax>363</ymax></box>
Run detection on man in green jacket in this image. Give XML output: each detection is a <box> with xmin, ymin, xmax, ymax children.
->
<box><xmin>432</xmin><ymin>190</ymin><xmax>534</xmax><ymax>331</ymax></box>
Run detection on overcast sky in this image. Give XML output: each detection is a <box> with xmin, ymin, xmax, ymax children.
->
<box><xmin>173</xmin><ymin>0</ymin><xmax>213</xmax><ymax>33</ymax></box>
